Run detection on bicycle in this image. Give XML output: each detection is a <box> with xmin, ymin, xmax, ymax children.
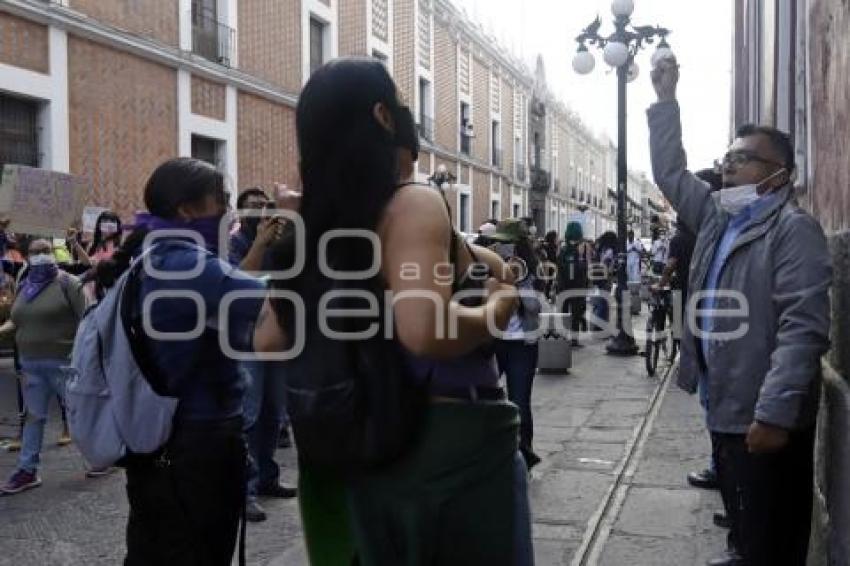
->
<box><xmin>644</xmin><ymin>285</ymin><xmax>677</xmax><ymax>377</ymax></box>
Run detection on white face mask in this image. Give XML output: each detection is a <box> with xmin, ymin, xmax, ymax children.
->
<box><xmin>28</xmin><ymin>253</ymin><xmax>56</xmax><ymax>266</ymax></box>
<box><xmin>719</xmin><ymin>168</ymin><xmax>786</xmax><ymax>216</ymax></box>
<box><xmin>99</xmin><ymin>221</ymin><xmax>119</xmax><ymax>235</ymax></box>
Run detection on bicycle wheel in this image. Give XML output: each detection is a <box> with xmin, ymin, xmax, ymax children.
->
<box><xmin>668</xmin><ymin>335</ymin><xmax>679</xmax><ymax>362</ymax></box>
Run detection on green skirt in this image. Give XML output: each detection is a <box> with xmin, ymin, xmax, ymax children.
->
<box><xmin>347</xmin><ymin>399</ymin><xmax>520</xmax><ymax>566</ymax></box>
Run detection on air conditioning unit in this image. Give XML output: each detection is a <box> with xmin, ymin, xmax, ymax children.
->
<box><xmin>461</xmin><ymin>122</ymin><xmax>475</xmax><ymax>138</ymax></box>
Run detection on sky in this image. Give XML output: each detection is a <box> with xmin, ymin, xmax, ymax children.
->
<box><xmin>451</xmin><ymin>0</ymin><xmax>733</xmax><ymax>177</ymax></box>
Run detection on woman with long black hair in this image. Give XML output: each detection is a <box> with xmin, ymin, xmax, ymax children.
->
<box><xmin>94</xmin><ymin>158</ymin><xmax>272</xmax><ymax>565</ymax></box>
<box><xmin>254</xmin><ymin>58</ymin><xmax>529</xmax><ymax>565</ymax></box>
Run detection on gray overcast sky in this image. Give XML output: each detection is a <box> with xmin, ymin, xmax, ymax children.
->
<box><xmin>452</xmin><ymin>0</ymin><xmax>733</xmax><ymax>177</ymax></box>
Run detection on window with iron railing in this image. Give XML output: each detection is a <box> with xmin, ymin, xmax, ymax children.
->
<box><xmin>192</xmin><ymin>0</ymin><xmax>235</xmax><ymax>67</ymax></box>
<box><xmin>417</xmin><ymin>115</ymin><xmax>434</xmax><ymax>143</ymax></box>
<box><xmin>191</xmin><ymin>134</ymin><xmax>222</xmax><ymax>169</ymax></box>
<box><xmin>492</xmin><ymin>146</ymin><xmax>502</xmax><ymax>169</ymax></box>
<box><xmin>0</xmin><ymin>94</ymin><xmax>40</xmax><ymax>170</ymax></box>
<box><xmin>460</xmin><ymin>102</ymin><xmax>472</xmax><ymax>155</ymax></box>
<box><xmin>309</xmin><ymin>17</ymin><xmax>327</xmax><ymax>75</ymax></box>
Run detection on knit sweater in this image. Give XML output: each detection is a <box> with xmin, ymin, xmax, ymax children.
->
<box><xmin>11</xmin><ymin>275</ymin><xmax>85</xmax><ymax>360</ymax></box>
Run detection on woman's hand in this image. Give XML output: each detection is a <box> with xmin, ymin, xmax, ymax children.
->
<box><xmin>273</xmin><ymin>183</ymin><xmax>302</xmax><ymax>213</ymax></box>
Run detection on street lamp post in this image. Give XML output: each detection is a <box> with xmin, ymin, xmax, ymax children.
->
<box><xmin>428</xmin><ymin>163</ymin><xmax>457</xmax><ymax>188</ymax></box>
<box><xmin>572</xmin><ymin>0</ymin><xmax>673</xmax><ymax>356</ymax></box>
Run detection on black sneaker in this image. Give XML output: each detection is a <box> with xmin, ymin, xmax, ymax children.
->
<box><xmin>713</xmin><ymin>511</ymin><xmax>731</xmax><ymax>529</ymax></box>
<box><xmin>687</xmin><ymin>468</ymin><xmax>719</xmax><ymax>490</ymax></box>
<box><xmin>246</xmin><ymin>499</ymin><xmax>267</xmax><ymax>522</ymax></box>
<box><xmin>520</xmin><ymin>448</ymin><xmax>542</xmax><ymax>470</ymax></box>
<box><xmin>257</xmin><ymin>482</ymin><xmax>297</xmax><ymax>499</ymax></box>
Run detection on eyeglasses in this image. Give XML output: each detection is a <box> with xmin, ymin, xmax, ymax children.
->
<box><xmin>717</xmin><ymin>150</ymin><xmax>784</xmax><ymax>170</ymax></box>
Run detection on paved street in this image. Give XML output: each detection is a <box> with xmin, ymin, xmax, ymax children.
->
<box><xmin>0</xmin><ymin>330</ymin><xmax>729</xmax><ymax>566</ymax></box>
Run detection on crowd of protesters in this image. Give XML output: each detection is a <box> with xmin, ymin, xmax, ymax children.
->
<box><xmin>0</xmin><ymin>55</ymin><xmax>833</xmax><ymax>566</ymax></box>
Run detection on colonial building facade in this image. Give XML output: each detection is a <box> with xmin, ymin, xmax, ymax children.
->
<box><xmin>0</xmin><ymin>0</ymin><xmax>659</xmax><ymax>237</ymax></box>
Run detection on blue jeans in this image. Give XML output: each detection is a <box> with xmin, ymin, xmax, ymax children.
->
<box><xmin>18</xmin><ymin>358</ymin><xmax>67</xmax><ymax>473</ymax></box>
<box><xmin>242</xmin><ymin>360</ymin><xmax>288</xmax><ymax>497</ymax></box>
<box><xmin>496</xmin><ymin>341</ymin><xmax>538</xmax><ymax>451</ymax></box>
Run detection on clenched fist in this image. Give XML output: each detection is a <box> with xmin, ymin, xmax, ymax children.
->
<box><xmin>650</xmin><ymin>54</ymin><xmax>679</xmax><ymax>103</ymax></box>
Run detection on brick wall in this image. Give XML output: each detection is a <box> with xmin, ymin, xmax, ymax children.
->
<box><xmin>0</xmin><ymin>11</ymin><xmax>48</xmax><ymax>73</ymax></box>
<box><xmin>237</xmin><ymin>92</ymin><xmax>300</xmax><ymax>191</ymax></box>
<box><xmin>68</xmin><ymin>37</ymin><xmax>177</xmax><ymax>218</ymax></box>
<box><xmin>502</xmin><ymin>181</ymin><xmax>512</xmax><ymax>219</ymax></box>
<box><xmin>557</xmin><ymin>119</ymin><xmax>570</xmax><ymax>196</ymax></box>
<box><xmin>808</xmin><ymin>0</ymin><xmax>850</xmax><ymax>235</ymax></box>
<box><xmin>338</xmin><ymin>0</ymin><xmax>367</xmax><ymax>57</ymax></box>
<box><xmin>472</xmin><ymin>167</ymin><xmax>489</xmax><ymax>228</ymax></box>
<box><xmin>239</xmin><ymin>0</ymin><xmax>302</xmax><ymax>94</ymax></box>
<box><xmin>443</xmin><ymin>186</ymin><xmax>457</xmax><ymax>226</ymax></box>
<box><xmin>418</xmin><ymin>152</ymin><xmax>431</xmax><ymax>175</ymax></box>
<box><xmin>69</xmin><ymin>0</ymin><xmax>178</xmax><ymax>46</ymax></box>
<box><xmin>501</xmin><ymin>78</ymin><xmax>514</xmax><ymax>180</ymax></box>
<box><xmin>191</xmin><ymin>75</ymin><xmax>226</xmax><ymax>120</ymax></box>
<box><xmin>393</xmin><ymin>0</ymin><xmax>415</xmax><ymax>105</ymax></box>
<box><xmin>459</xmin><ymin>164</ymin><xmax>469</xmax><ymax>186</ymax></box>
<box><xmin>472</xmin><ymin>56</ymin><xmax>489</xmax><ymax>164</ymax></box>
<box><xmin>808</xmin><ymin>0</ymin><xmax>850</xmax><ymax>383</ymax></box>
<box><xmin>433</xmin><ymin>21</ymin><xmax>457</xmax><ymax>152</ymax></box>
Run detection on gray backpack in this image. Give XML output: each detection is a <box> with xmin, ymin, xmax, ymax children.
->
<box><xmin>63</xmin><ymin>248</ymin><xmax>179</xmax><ymax>469</ymax></box>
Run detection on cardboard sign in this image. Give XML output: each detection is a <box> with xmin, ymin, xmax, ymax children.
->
<box><xmin>0</xmin><ymin>165</ymin><xmax>89</xmax><ymax>238</ymax></box>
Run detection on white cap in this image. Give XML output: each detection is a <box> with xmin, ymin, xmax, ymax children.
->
<box><xmin>478</xmin><ymin>222</ymin><xmax>496</xmax><ymax>236</ymax></box>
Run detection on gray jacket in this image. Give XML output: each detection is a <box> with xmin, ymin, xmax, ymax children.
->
<box><xmin>648</xmin><ymin>101</ymin><xmax>832</xmax><ymax>433</ymax></box>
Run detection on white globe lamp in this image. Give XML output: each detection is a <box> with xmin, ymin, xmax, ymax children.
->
<box><xmin>627</xmin><ymin>61</ymin><xmax>639</xmax><ymax>82</ymax></box>
<box><xmin>603</xmin><ymin>41</ymin><xmax>630</xmax><ymax>67</ymax></box>
<box><xmin>572</xmin><ymin>47</ymin><xmax>596</xmax><ymax>75</ymax></box>
<box><xmin>611</xmin><ymin>0</ymin><xmax>635</xmax><ymax>18</ymax></box>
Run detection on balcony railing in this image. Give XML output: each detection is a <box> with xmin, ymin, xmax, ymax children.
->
<box><xmin>515</xmin><ymin>162</ymin><xmax>526</xmax><ymax>181</ymax></box>
<box><xmin>192</xmin><ymin>5</ymin><xmax>235</xmax><ymax>67</ymax></box>
<box><xmin>0</xmin><ymin>94</ymin><xmax>41</xmax><ymax>169</ymax></box>
<box><xmin>492</xmin><ymin>147</ymin><xmax>503</xmax><ymax>169</ymax></box>
<box><xmin>529</xmin><ymin>165</ymin><xmax>551</xmax><ymax>193</ymax></box>
<box><xmin>417</xmin><ymin>115</ymin><xmax>434</xmax><ymax>143</ymax></box>
<box><xmin>460</xmin><ymin>132</ymin><xmax>472</xmax><ymax>155</ymax></box>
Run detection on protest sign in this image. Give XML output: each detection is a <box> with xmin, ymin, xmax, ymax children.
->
<box><xmin>0</xmin><ymin>165</ymin><xmax>89</xmax><ymax>237</ymax></box>
<box><xmin>82</xmin><ymin>206</ymin><xmax>110</xmax><ymax>233</ymax></box>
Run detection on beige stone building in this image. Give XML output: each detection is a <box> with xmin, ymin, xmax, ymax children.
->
<box><xmin>0</xmin><ymin>0</ymin><xmax>660</xmax><ymax>235</ymax></box>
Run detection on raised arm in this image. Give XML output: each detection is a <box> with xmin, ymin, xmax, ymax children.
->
<box><xmin>647</xmin><ymin>57</ymin><xmax>717</xmax><ymax>233</ymax></box>
<box><xmin>380</xmin><ymin>186</ymin><xmax>517</xmax><ymax>360</ymax></box>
